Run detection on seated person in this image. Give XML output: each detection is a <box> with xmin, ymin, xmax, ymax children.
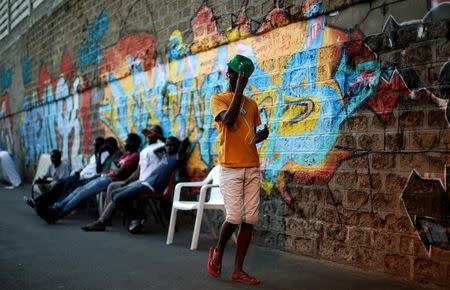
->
<box><xmin>82</xmin><ymin>136</ymin><xmax>190</xmax><ymax>231</ymax></box>
<box><xmin>35</xmin><ymin>149</ymin><xmax>70</xmax><ymax>193</ymax></box>
<box><xmin>99</xmin><ymin>125</ymin><xmax>165</xmax><ymax>212</ymax></box>
<box><xmin>38</xmin><ymin>133</ymin><xmax>142</xmax><ymax>224</ymax></box>
<box><xmin>24</xmin><ymin>137</ymin><xmax>120</xmax><ymax>212</ymax></box>
<box><xmin>0</xmin><ymin>149</ymin><xmax>21</xmax><ymax>187</ymax></box>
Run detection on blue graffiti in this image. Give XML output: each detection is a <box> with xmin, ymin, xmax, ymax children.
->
<box><xmin>0</xmin><ymin>66</ymin><xmax>12</xmax><ymax>90</ymax></box>
<box><xmin>22</xmin><ymin>57</ymin><xmax>32</xmax><ymax>86</ymax></box>
<box><xmin>79</xmin><ymin>10</ymin><xmax>109</xmax><ymax>71</ymax></box>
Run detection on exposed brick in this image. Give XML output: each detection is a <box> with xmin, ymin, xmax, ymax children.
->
<box><xmin>293</xmin><ymin>237</ymin><xmax>318</xmax><ymax>257</ymax></box>
<box><xmin>413</xmin><ymin>259</ymin><xmax>444</xmax><ymax>286</ymax></box>
<box><xmin>331</xmin><ymin>171</ymin><xmax>359</xmax><ymax>190</ymax></box>
<box><xmin>431</xmin><ymin>246</ymin><xmax>450</xmax><ymax>264</ymax></box>
<box><xmin>427</xmin><ymin>109</ymin><xmax>447</xmax><ymax>128</ymax></box>
<box><xmin>399</xmin><ymin>110</ymin><xmax>424</xmax><ymax>128</ymax></box>
<box><xmin>347</xmin><ymin>227</ymin><xmax>372</xmax><ymax>247</ymax></box>
<box><xmin>325</xmin><ymin>224</ymin><xmax>347</xmax><ymax>242</ymax></box>
<box><xmin>344</xmin><ymin>190</ymin><xmax>369</xmax><ymax>210</ymax></box>
<box><xmin>373</xmin><ymin>231</ymin><xmax>399</xmax><ymax>252</ymax></box>
<box><xmin>385</xmin><ymin>132</ymin><xmax>405</xmax><ymax>151</ymax></box>
<box><xmin>335</xmin><ymin>134</ymin><xmax>356</xmax><ymax>148</ymax></box>
<box><xmin>385</xmin><ymin>173</ymin><xmax>408</xmax><ymax>194</ymax></box>
<box><xmin>372</xmin><ymin>153</ymin><xmax>396</xmax><ymax>170</ymax></box>
<box><xmin>399</xmin><ymin>235</ymin><xmax>416</xmax><ymax>255</ymax></box>
<box><xmin>359</xmin><ymin>212</ymin><xmax>382</xmax><ymax>229</ymax></box>
<box><xmin>344</xmin><ymin>155</ymin><xmax>369</xmax><ymax>171</ymax></box>
<box><xmin>436</xmin><ymin>40</ymin><xmax>450</xmax><ymax>60</ymax></box>
<box><xmin>384</xmin><ymin>254</ymin><xmax>412</xmax><ymax>278</ymax></box>
<box><xmin>345</xmin><ymin>114</ymin><xmax>368</xmax><ymax>132</ymax></box>
<box><xmin>408</xmin><ymin>131</ymin><xmax>440</xmax><ymax>150</ymax></box>
<box><xmin>351</xmin><ymin>247</ymin><xmax>385</xmax><ymax>270</ymax></box>
<box><xmin>318</xmin><ymin>239</ymin><xmax>353</xmax><ymax>263</ymax></box>
<box><xmin>357</xmin><ymin>133</ymin><xmax>383</xmax><ymax>150</ymax></box>
<box><xmin>397</xmin><ymin>153</ymin><xmax>429</xmax><ymax>174</ymax></box>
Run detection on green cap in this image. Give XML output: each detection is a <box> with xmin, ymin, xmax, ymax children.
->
<box><xmin>227</xmin><ymin>54</ymin><xmax>255</xmax><ymax>78</ymax></box>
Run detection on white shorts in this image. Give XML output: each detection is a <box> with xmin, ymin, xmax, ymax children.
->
<box><xmin>219</xmin><ymin>166</ymin><xmax>260</xmax><ymax>225</ymax></box>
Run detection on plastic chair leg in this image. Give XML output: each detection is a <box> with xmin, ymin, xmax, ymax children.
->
<box><xmin>166</xmin><ymin>207</ymin><xmax>178</xmax><ymax>245</ymax></box>
<box><xmin>190</xmin><ymin>208</ymin><xmax>205</xmax><ymax>250</ymax></box>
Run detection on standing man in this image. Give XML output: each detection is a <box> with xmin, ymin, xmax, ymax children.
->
<box><xmin>208</xmin><ymin>55</ymin><xmax>269</xmax><ymax>285</ymax></box>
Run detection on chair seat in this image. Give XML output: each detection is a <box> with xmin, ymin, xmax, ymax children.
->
<box><xmin>173</xmin><ymin>201</ymin><xmax>225</xmax><ymax>211</ymax></box>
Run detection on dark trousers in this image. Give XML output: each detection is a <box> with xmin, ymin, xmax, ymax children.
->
<box><xmin>34</xmin><ymin>175</ymin><xmax>92</xmax><ymax>211</ymax></box>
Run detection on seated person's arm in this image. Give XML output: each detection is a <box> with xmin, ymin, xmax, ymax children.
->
<box><xmin>121</xmin><ymin>166</ymin><xmax>140</xmax><ymax>187</ymax></box>
<box><xmin>112</xmin><ymin>153</ymin><xmax>139</xmax><ymax>178</ymax></box>
<box><xmin>177</xmin><ymin>138</ymin><xmax>192</xmax><ymax>162</ymax></box>
<box><xmin>153</xmin><ymin>146</ymin><xmax>166</xmax><ymax>159</ymax></box>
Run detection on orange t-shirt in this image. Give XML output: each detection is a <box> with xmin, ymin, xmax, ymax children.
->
<box><xmin>210</xmin><ymin>91</ymin><xmax>261</xmax><ymax>168</ymax></box>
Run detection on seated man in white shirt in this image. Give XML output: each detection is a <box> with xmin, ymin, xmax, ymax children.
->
<box><xmin>0</xmin><ymin>149</ymin><xmax>22</xmax><ymax>188</ymax></box>
<box><xmin>34</xmin><ymin>149</ymin><xmax>70</xmax><ymax>194</ymax></box>
<box><xmin>25</xmin><ymin>137</ymin><xmax>119</xmax><ymax>213</ymax></box>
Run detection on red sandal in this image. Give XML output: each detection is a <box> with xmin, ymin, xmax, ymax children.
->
<box><xmin>231</xmin><ymin>272</ymin><xmax>260</xmax><ymax>285</ymax></box>
<box><xmin>207</xmin><ymin>246</ymin><xmax>221</xmax><ymax>278</ymax></box>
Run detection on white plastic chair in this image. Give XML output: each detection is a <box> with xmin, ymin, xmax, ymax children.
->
<box><xmin>166</xmin><ymin>165</ymin><xmax>236</xmax><ymax>250</ymax></box>
<box><xmin>31</xmin><ymin>154</ymin><xmax>51</xmax><ymax>199</ymax></box>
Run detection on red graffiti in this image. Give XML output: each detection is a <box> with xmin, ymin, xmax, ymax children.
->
<box><xmin>60</xmin><ymin>51</ymin><xmax>73</xmax><ymax>81</ymax></box>
<box><xmin>80</xmin><ymin>79</ymin><xmax>92</xmax><ymax>154</ymax></box>
<box><xmin>38</xmin><ymin>65</ymin><xmax>57</xmax><ymax>102</ymax></box>
<box><xmin>100</xmin><ymin>33</ymin><xmax>156</xmax><ymax>79</ymax></box>
<box><xmin>368</xmin><ymin>71</ymin><xmax>410</xmax><ymax>121</ymax></box>
<box><xmin>258</xmin><ymin>4</ymin><xmax>289</xmax><ymax>34</ymax></box>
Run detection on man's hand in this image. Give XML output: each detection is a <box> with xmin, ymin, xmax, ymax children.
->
<box><xmin>255</xmin><ymin>125</ymin><xmax>269</xmax><ymax>144</ymax></box>
<box><xmin>235</xmin><ymin>72</ymin><xmax>248</xmax><ymax>92</ymax></box>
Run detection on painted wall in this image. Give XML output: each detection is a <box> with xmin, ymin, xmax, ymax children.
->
<box><xmin>0</xmin><ymin>0</ymin><xmax>449</xmax><ymax>287</ymax></box>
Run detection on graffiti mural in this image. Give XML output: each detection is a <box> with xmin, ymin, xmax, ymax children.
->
<box><xmin>20</xmin><ymin>53</ymin><xmax>89</xmax><ymax>171</ymax></box>
<box><xmin>0</xmin><ymin>66</ymin><xmax>13</xmax><ymax>151</ymax></box>
<box><xmin>95</xmin><ymin>1</ymin><xmax>383</xmax><ymax>206</ymax></box>
<box><xmin>79</xmin><ymin>10</ymin><xmax>109</xmax><ymax>72</ymax></box>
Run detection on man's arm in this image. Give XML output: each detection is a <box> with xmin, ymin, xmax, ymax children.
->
<box><xmin>217</xmin><ymin>72</ymin><xmax>247</xmax><ymax>127</ymax></box>
<box><xmin>254</xmin><ymin>125</ymin><xmax>269</xmax><ymax>144</ymax></box>
<box><xmin>177</xmin><ymin>138</ymin><xmax>192</xmax><ymax>162</ymax></box>
<box><xmin>121</xmin><ymin>166</ymin><xmax>140</xmax><ymax>186</ymax></box>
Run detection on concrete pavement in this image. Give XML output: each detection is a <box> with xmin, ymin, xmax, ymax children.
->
<box><xmin>0</xmin><ymin>184</ymin><xmax>429</xmax><ymax>290</ymax></box>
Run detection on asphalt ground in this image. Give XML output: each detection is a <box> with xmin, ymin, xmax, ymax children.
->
<box><xmin>0</xmin><ymin>184</ymin><xmax>430</xmax><ymax>290</ymax></box>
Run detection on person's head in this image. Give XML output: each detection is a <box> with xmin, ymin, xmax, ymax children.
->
<box><xmin>93</xmin><ymin>137</ymin><xmax>105</xmax><ymax>153</ymax></box>
<box><xmin>142</xmin><ymin>125</ymin><xmax>164</xmax><ymax>144</ymax></box>
<box><xmin>226</xmin><ymin>54</ymin><xmax>254</xmax><ymax>91</ymax></box>
<box><xmin>165</xmin><ymin>136</ymin><xmax>180</xmax><ymax>155</ymax></box>
<box><xmin>104</xmin><ymin>137</ymin><xmax>118</xmax><ymax>154</ymax></box>
<box><xmin>125</xmin><ymin>133</ymin><xmax>141</xmax><ymax>152</ymax></box>
<box><xmin>50</xmin><ymin>149</ymin><xmax>62</xmax><ymax>167</ymax></box>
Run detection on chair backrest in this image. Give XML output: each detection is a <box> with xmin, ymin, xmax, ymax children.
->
<box><xmin>33</xmin><ymin>154</ymin><xmax>51</xmax><ymax>182</ymax></box>
<box><xmin>208</xmin><ymin>165</ymin><xmax>224</xmax><ymax>204</ymax></box>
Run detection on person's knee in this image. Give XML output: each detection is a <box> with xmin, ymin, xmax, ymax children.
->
<box><xmin>243</xmin><ymin>215</ymin><xmax>258</xmax><ymax>225</ymax></box>
<box><xmin>226</xmin><ymin>214</ymin><xmax>242</xmax><ymax>225</ymax></box>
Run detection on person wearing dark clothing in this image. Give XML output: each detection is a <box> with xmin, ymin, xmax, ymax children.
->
<box><xmin>25</xmin><ymin>137</ymin><xmax>119</xmax><ymax>213</ymax></box>
<box><xmin>81</xmin><ymin>136</ymin><xmax>190</xmax><ymax>232</ymax></box>
<box><xmin>38</xmin><ymin>133</ymin><xmax>141</xmax><ymax>224</ymax></box>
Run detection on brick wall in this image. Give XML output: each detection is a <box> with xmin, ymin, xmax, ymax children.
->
<box><xmin>0</xmin><ymin>0</ymin><xmax>449</xmax><ymax>287</ymax></box>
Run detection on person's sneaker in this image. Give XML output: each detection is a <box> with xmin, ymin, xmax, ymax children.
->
<box><xmin>23</xmin><ymin>196</ymin><xmax>35</xmax><ymax>209</ymax></box>
<box><xmin>81</xmin><ymin>221</ymin><xmax>106</xmax><ymax>231</ymax></box>
<box><xmin>128</xmin><ymin>219</ymin><xmax>145</xmax><ymax>234</ymax></box>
